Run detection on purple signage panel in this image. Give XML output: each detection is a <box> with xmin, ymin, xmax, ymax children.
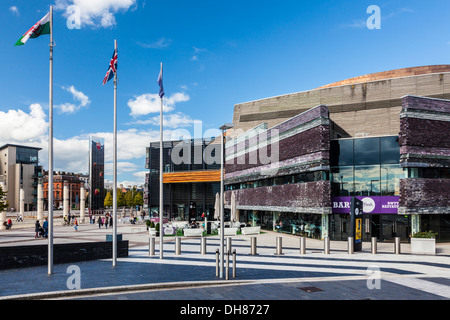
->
<box><xmin>331</xmin><ymin>196</ymin><xmax>399</xmax><ymax>214</ymax></box>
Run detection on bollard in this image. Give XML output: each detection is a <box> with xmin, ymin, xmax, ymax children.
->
<box><xmin>201</xmin><ymin>237</ymin><xmax>207</xmax><ymax>255</ymax></box>
<box><xmin>226</xmin><ymin>251</ymin><xmax>230</xmax><ymax>280</ymax></box>
<box><xmin>149</xmin><ymin>237</ymin><xmax>155</xmax><ymax>256</ymax></box>
<box><xmin>215</xmin><ymin>249</ymin><xmax>219</xmax><ymax>277</ymax></box>
<box><xmin>348</xmin><ymin>237</ymin><xmax>354</xmax><ymax>254</ymax></box>
<box><xmin>251</xmin><ymin>236</ymin><xmax>257</xmax><ymax>255</ymax></box>
<box><xmin>324</xmin><ymin>237</ymin><xmax>330</xmax><ymax>254</ymax></box>
<box><xmin>371</xmin><ymin>237</ymin><xmax>377</xmax><ymax>254</ymax></box>
<box><xmin>300</xmin><ymin>237</ymin><xmax>306</xmax><ymax>255</ymax></box>
<box><xmin>226</xmin><ymin>237</ymin><xmax>232</xmax><ymax>254</ymax></box>
<box><xmin>394</xmin><ymin>237</ymin><xmax>401</xmax><ymax>254</ymax></box>
<box><xmin>175</xmin><ymin>236</ymin><xmax>181</xmax><ymax>255</ymax></box>
<box><xmin>232</xmin><ymin>249</ymin><xmax>236</xmax><ymax>278</ymax></box>
<box><xmin>276</xmin><ymin>237</ymin><xmax>283</xmax><ymax>255</ymax></box>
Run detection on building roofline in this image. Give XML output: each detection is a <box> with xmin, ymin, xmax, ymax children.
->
<box><xmin>235</xmin><ymin>65</ymin><xmax>450</xmax><ymax>107</ymax></box>
<box><xmin>0</xmin><ymin>144</ymin><xmax>42</xmax><ymax>151</ymax></box>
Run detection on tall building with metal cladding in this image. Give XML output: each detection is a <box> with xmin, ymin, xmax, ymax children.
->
<box><xmin>224</xmin><ymin>65</ymin><xmax>450</xmax><ymax>242</ymax></box>
<box><xmin>89</xmin><ymin>137</ymin><xmax>105</xmax><ymax>214</ymax></box>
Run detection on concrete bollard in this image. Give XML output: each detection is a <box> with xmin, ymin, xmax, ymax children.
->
<box><xmin>348</xmin><ymin>237</ymin><xmax>354</xmax><ymax>254</ymax></box>
<box><xmin>215</xmin><ymin>249</ymin><xmax>219</xmax><ymax>277</ymax></box>
<box><xmin>226</xmin><ymin>250</ymin><xmax>230</xmax><ymax>280</ymax></box>
<box><xmin>175</xmin><ymin>236</ymin><xmax>181</xmax><ymax>255</ymax></box>
<box><xmin>250</xmin><ymin>236</ymin><xmax>257</xmax><ymax>255</ymax></box>
<box><xmin>276</xmin><ymin>237</ymin><xmax>283</xmax><ymax>255</ymax></box>
<box><xmin>371</xmin><ymin>237</ymin><xmax>377</xmax><ymax>254</ymax></box>
<box><xmin>201</xmin><ymin>237</ymin><xmax>207</xmax><ymax>255</ymax></box>
<box><xmin>232</xmin><ymin>249</ymin><xmax>236</xmax><ymax>278</ymax></box>
<box><xmin>394</xmin><ymin>237</ymin><xmax>401</xmax><ymax>254</ymax></box>
<box><xmin>324</xmin><ymin>237</ymin><xmax>330</xmax><ymax>254</ymax></box>
<box><xmin>300</xmin><ymin>237</ymin><xmax>306</xmax><ymax>255</ymax></box>
<box><xmin>149</xmin><ymin>237</ymin><xmax>155</xmax><ymax>256</ymax></box>
<box><xmin>226</xmin><ymin>237</ymin><xmax>232</xmax><ymax>254</ymax></box>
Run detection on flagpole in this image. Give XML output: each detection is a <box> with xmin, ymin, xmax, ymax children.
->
<box><xmin>48</xmin><ymin>5</ymin><xmax>54</xmax><ymax>275</ymax></box>
<box><xmin>112</xmin><ymin>39</ymin><xmax>118</xmax><ymax>267</ymax></box>
<box><xmin>159</xmin><ymin>62</ymin><xmax>164</xmax><ymax>259</ymax></box>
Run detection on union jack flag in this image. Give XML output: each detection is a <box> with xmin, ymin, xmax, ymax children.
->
<box><xmin>102</xmin><ymin>49</ymin><xmax>117</xmax><ymax>85</ymax></box>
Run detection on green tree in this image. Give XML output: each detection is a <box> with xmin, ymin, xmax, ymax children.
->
<box><xmin>125</xmin><ymin>190</ymin><xmax>134</xmax><ymax>207</ymax></box>
<box><xmin>104</xmin><ymin>191</ymin><xmax>113</xmax><ymax>207</ymax></box>
<box><xmin>0</xmin><ymin>185</ymin><xmax>7</xmax><ymax>212</ymax></box>
<box><xmin>134</xmin><ymin>192</ymin><xmax>143</xmax><ymax>207</ymax></box>
<box><xmin>117</xmin><ymin>188</ymin><xmax>126</xmax><ymax>207</ymax></box>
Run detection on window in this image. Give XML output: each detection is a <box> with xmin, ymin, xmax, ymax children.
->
<box><xmin>354</xmin><ymin>165</ymin><xmax>381</xmax><ymax>196</ymax></box>
<box><xmin>330</xmin><ymin>139</ymin><xmax>353</xmax><ymax>166</ymax></box>
<box><xmin>381</xmin><ymin>164</ymin><xmax>403</xmax><ymax>196</ymax></box>
<box><xmin>354</xmin><ymin>138</ymin><xmax>380</xmax><ymax>165</ymax></box>
<box><xmin>331</xmin><ymin>166</ymin><xmax>354</xmax><ymax>196</ymax></box>
<box><xmin>380</xmin><ymin>136</ymin><xmax>400</xmax><ymax>164</ymax></box>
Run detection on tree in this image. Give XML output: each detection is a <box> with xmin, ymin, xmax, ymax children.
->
<box><xmin>104</xmin><ymin>191</ymin><xmax>113</xmax><ymax>207</ymax></box>
<box><xmin>125</xmin><ymin>190</ymin><xmax>134</xmax><ymax>207</ymax></box>
<box><xmin>134</xmin><ymin>192</ymin><xmax>143</xmax><ymax>207</ymax></box>
<box><xmin>0</xmin><ymin>185</ymin><xmax>7</xmax><ymax>212</ymax></box>
<box><xmin>117</xmin><ymin>188</ymin><xmax>126</xmax><ymax>207</ymax></box>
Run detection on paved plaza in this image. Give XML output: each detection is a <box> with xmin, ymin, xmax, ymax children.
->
<box><xmin>0</xmin><ymin>216</ymin><xmax>449</xmax><ymax>303</ymax></box>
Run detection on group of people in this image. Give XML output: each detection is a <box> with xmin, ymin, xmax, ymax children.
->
<box><xmin>34</xmin><ymin>218</ymin><xmax>48</xmax><ymax>238</ymax></box>
<box><xmin>95</xmin><ymin>213</ymin><xmax>113</xmax><ymax>229</ymax></box>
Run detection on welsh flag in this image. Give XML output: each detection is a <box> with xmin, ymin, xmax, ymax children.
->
<box><xmin>15</xmin><ymin>11</ymin><xmax>50</xmax><ymax>46</ymax></box>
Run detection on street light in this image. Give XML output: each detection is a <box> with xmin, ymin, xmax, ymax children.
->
<box><xmin>219</xmin><ymin>123</ymin><xmax>234</xmax><ymax>279</ymax></box>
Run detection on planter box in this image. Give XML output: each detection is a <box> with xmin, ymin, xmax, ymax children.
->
<box><xmin>242</xmin><ymin>226</ymin><xmax>261</xmax><ymax>235</ymax></box>
<box><xmin>218</xmin><ymin>227</ymin><xmax>238</xmax><ymax>236</ymax></box>
<box><xmin>183</xmin><ymin>228</ymin><xmax>204</xmax><ymax>237</ymax></box>
<box><xmin>411</xmin><ymin>238</ymin><xmax>436</xmax><ymax>254</ymax></box>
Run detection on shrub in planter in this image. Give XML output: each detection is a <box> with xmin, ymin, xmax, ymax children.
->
<box><xmin>411</xmin><ymin>231</ymin><xmax>437</xmax><ymax>254</ymax></box>
<box><xmin>412</xmin><ymin>231</ymin><xmax>438</xmax><ymax>239</ymax></box>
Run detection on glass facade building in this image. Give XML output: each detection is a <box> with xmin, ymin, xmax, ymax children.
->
<box><xmin>89</xmin><ymin>137</ymin><xmax>105</xmax><ymax>213</ymax></box>
<box><xmin>144</xmin><ymin>138</ymin><xmax>221</xmax><ymax>221</ymax></box>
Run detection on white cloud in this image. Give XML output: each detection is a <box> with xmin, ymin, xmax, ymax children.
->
<box><xmin>9</xmin><ymin>6</ymin><xmax>20</xmax><ymax>16</ymax></box>
<box><xmin>133</xmin><ymin>112</ymin><xmax>196</xmax><ymax>129</ymax></box>
<box><xmin>55</xmin><ymin>0</ymin><xmax>136</xmax><ymax>28</ymax></box>
<box><xmin>137</xmin><ymin>37</ymin><xmax>172</xmax><ymax>49</ymax></box>
<box><xmin>127</xmin><ymin>92</ymin><xmax>190</xmax><ymax>117</ymax></box>
<box><xmin>55</xmin><ymin>85</ymin><xmax>90</xmax><ymax>114</ymax></box>
<box><xmin>0</xmin><ymin>104</ymin><xmax>47</xmax><ymax>143</ymax></box>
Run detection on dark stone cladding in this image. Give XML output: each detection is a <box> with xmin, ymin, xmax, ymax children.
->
<box><xmin>0</xmin><ymin>241</ymin><xmax>129</xmax><ymax>270</ymax></box>
<box><xmin>399</xmin><ymin>179</ymin><xmax>450</xmax><ymax>214</ymax></box>
<box><xmin>224</xmin><ymin>105</ymin><xmax>331</xmax><ymax>214</ymax></box>
<box><xmin>225</xmin><ymin>105</ymin><xmax>330</xmax><ymax>183</ymax></box>
<box><xmin>399</xmin><ymin>95</ymin><xmax>450</xmax><ymax>214</ymax></box>
<box><xmin>225</xmin><ymin>181</ymin><xmax>331</xmax><ymax>214</ymax></box>
<box><xmin>399</xmin><ymin>95</ymin><xmax>450</xmax><ymax>168</ymax></box>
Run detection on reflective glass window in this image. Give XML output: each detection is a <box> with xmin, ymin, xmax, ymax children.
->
<box><xmin>330</xmin><ymin>166</ymin><xmax>354</xmax><ymax>196</ymax></box>
<box><xmin>354</xmin><ymin>165</ymin><xmax>381</xmax><ymax>196</ymax></box>
<box><xmin>380</xmin><ymin>136</ymin><xmax>400</xmax><ymax>164</ymax></box>
<box><xmin>381</xmin><ymin>164</ymin><xmax>403</xmax><ymax>196</ymax></box>
<box><xmin>330</xmin><ymin>139</ymin><xmax>353</xmax><ymax>166</ymax></box>
<box><xmin>354</xmin><ymin>138</ymin><xmax>380</xmax><ymax>165</ymax></box>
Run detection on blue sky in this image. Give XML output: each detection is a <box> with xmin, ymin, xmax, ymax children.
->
<box><xmin>1</xmin><ymin>0</ymin><xmax>450</xmax><ymax>187</ymax></box>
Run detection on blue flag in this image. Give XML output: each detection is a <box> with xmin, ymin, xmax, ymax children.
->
<box><xmin>157</xmin><ymin>64</ymin><xmax>164</xmax><ymax>98</ymax></box>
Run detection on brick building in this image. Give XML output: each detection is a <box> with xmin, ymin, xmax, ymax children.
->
<box><xmin>224</xmin><ymin>66</ymin><xmax>450</xmax><ymax>242</ymax></box>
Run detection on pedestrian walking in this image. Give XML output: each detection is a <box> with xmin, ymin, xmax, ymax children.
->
<box><xmin>43</xmin><ymin>218</ymin><xmax>48</xmax><ymax>238</ymax></box>
<box><xmin>110</xmin><ymin>216</ymin><xmax>113</xmax><ymax>228</ymax></box>
<box><xmin>105</xmin><ymin>215</ymin><xmax>109</xmax><ymax>229</ymax></box>
<box><xmin>97</xmin><ymin>216</ymin><xmax>102</xmax><ymax>229</ymax></box>
<box><xmin>74</xmin><ymin>218</ymin><xmax>78</xmax><ymax>231</ymax></box>
<box><xmin>35</xmin><ymin>220</ymin><xmax>41</xmax><ymax>239</ymax></box>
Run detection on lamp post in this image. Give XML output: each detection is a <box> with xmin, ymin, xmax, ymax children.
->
<box><xmin>219</xmin><ymin>123</ymin><xmax>234</xmax><ymax>278</ymax></box>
